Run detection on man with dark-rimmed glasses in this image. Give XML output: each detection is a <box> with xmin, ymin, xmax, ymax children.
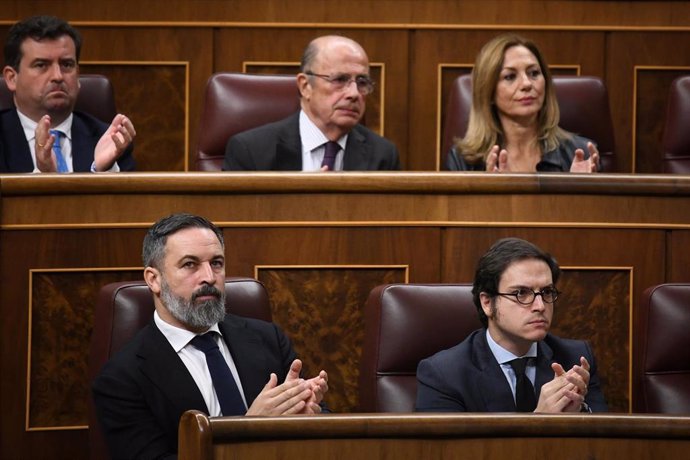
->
<box><xmin>223</xmin><ymin>35</ymin><xmax>399</xmax><ymax>171</ymax></box>
<box><xmin>416</xmin><ymin>237</ymin><xmax>608</xmax><ymax>413</ymax></box>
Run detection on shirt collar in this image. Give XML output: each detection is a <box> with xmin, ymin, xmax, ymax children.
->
<box><xmin>154</xmin><ymin>310</ymin><xmax>222</xmax><ymax>353</ymax></box>
<box><xmin>485</xmin><ymin>328</ymin><xmax>538</xmax><ymax>365</ymax></box>
<box><xmin>299</xmin><ymin>109</ymin><xmax>347</xmax><ymax>152</ymax></box>
<box><xmin>16</xmin><ymin>109</ymin><xmax>73</xmax><ymax>143</ymax></box>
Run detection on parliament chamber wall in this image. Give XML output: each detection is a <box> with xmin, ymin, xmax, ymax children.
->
<box><xmin>2</xmin><ymin>172</ymin><xmax>690</xmax><ymax>458</ymax></box>
<box><xmin>2</xmin><ymin>1</ymin><xmax>690</xmax><ymax>458</ymax></box>
<box><xmin>2</xmin><ymin>1</ymin><xmax>690</xmax><ymax>174</ymax></box>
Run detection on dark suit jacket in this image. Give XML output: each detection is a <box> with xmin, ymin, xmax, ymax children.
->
<box><xmin>92</xmin><ymin>314</ymin><xmax>298</xmax><ymax>460</ymax></box>
<box><xmin>0</xmin><ymin>108</ymin><xmax>135</xmax><ymax>172</ymax></box>
<box><xmin>416</xmin><ymin>329</ymin><xmax>608</xmax><ymax>412</ymax></box>
<box><xmin>223</xmin><ymin>112</ymin><xmax>400</xmax><ymax>171</ymax></box>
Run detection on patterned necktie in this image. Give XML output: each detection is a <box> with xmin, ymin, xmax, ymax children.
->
<box><xmin>321</xmin><ymin>141</ymin><xmax>340</xmax><ymax>171</ymax></box>
<box><xmin>509</xmin><ymin>357</ymin><xmax>537</xmax><ymax>412</ymax></box>
<box><xmin>190</xmin><ymin>332</ymin><xmax>246</xmax><ymax>416</ymax></box>
<box><xmin>49</xmin><ymin>129</ymin><xmax>69</xmax><ymax>173</ymax></box>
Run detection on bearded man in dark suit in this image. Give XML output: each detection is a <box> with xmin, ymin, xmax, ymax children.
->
<box><xmin>93</xmin><ymin>213</ymin><xmax>328</xmax><ymax>459</ymax></box>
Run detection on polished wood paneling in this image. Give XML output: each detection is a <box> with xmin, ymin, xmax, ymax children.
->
<box><xmin>1</xmin><ymin>173</ymin><xmax>688</xmax><ymax>459</ymax></box>
<box><xmin>4</xmin><ymin>1</ymin><xmax>690</xmax><ymax>26</ymax></box>
<box><xmin>80</xmin><ymin>63</ymin><xmax>187</xmax><ymax>171</ymax></box>
<box><xmin>607</xmin><ymin>32</ymin><xmax>690</xmax><ymax>173</ymax></box>
<box><xmin>28</xmin><ymin>270</ymin><xmax>140</xmax><ymax>429</ymax></box>
<box><xmin>50</xmin><ymin>27</ymin><xmax>210</xmax><ymax>172</ymax></box>
<box><xmin>179</xmin><ymin>412</ymin><xmax>690</xmax><ymax>460</ymax></box>
<box><xmin>258</xmin><ymin>267</ymin><xmax>407</xmax><ymax>412</ymax></box>
<box><xmin>552</xmin><ymin>269</ymin><xmax>630</xmax><ymax>413</ymax></box>
<box><xmin>0</xmin><ymin>228</ymin><xmax>144</xmax><ymax>459</ymax></box>
<box><xmin>667</xmin><ymin>230</ymin><xmax>690</xmax><ymax>282</ymax></box>
<box><xmin>635</xmin><ymin>67</ymin><xmax>690</xmax><ymax>173</ymax></box>
<box><xmin>2</xmin><ymin>5</ymin><xmax>690</xmax><ymax>173</ymax></box>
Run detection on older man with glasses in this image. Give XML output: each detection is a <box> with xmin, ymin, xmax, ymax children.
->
<box><xmin>416</xmin><ymin>237</ymin><xmax>608</xmax><ymax>413</ymax></box>
<box><xmin>223</xmin><ymin>35</ymin><xmax>400</xmax><ymax>171</ymax></box>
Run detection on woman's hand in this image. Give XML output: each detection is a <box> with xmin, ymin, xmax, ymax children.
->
<box><xmin>570</xmin><ymin>142</ymin><xmax>599</xmax><ymax>173</ymax></box>
<box><xmin>486</xmin><ymin>145</ymin><xmax>509</xmax><ymax>172</ymax></box>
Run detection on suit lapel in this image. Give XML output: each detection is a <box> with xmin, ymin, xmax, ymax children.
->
<box><xmin>218</xmin><ymin>315</ymin><xmax>270</xmax><ymax>406</ymax></box>
<box><xmin>137</xmin><ymin>321</ymin><xmax>209</xmax><ymax>414</ymax></box>
<box><xmin>1</xmin><ymin>109</ymin><xmax>34</xmax><ymax>172</ymax></box>
<box><xmin>343</xmin><ymin>125</ymin><xmax>370</xmax><ymax>170</ymax></box>
<box><xmin>275</xmin><ymin>113</ymin><xmax>303</xmax><ymax>170</ymax></box>
<box><xmin>70</xmin><ymin>112</ymin><xmax>99</xmax><ymax>172</ymax></box>
<box><xmin>473</xmin><ymin>332</ymin><xmax>518</xmax><ymax>411</ymax></box>
<box><xmin>534</xmin><ymin>338</ymin><xmax>555</xmax><ymax>400</ymax></box>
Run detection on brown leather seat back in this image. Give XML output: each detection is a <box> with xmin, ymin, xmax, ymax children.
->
<box><xmin>638</xmin><ymin>283</ymin><xmax>690</xmax><ymax>413</ymax></box>
<box><xmin>194</xmin><ymin>72</ymin><xmax>300</xmax><ymax>171</ymax></box>
<box><xmin>358</xmin><ymin>283</ymin><xmax>480</xmax><ymax>412</ymax></box>
<box><xmin>88</xmin><ymin>277</ymin><xmax>272</xmax><ymax>459</ymax></box>
<box><xmin>0</xmin><ymin>74</ymin><xmax>117</xmax><ymax>124</ymax></box>
<box><xmin>442</xmin><ymin>74</ymin><xmax>616</xmax><ymax>171</ymax></box>
<box><xmin>662</xmin><ymin>76</ymin><xmax>690</xmax><ymax>173</ymax></box>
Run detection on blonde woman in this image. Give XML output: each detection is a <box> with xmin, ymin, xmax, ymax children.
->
<box><xmin>447</xmin><ymin>34</ymin><xmax>598</xmax><ymax>173</ymax></box>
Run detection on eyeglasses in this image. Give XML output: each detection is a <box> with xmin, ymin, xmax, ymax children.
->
<box><xmin>496</xmin><ymin>287</ymin><xmax>559</xmax><ymax>305</ymax></box>
<box><xmin>305</xmin><ymin>71</ymin><xmax>375</xmax><ymax>95</ymax></box>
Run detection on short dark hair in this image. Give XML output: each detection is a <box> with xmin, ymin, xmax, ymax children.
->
<box><xmin>472</xmin><ymin>237</ymin><xmax>560</xmax><ymax>327</ymax></box>
<box><xmin>142</xmin><ymin>213</ymin><xmax>224</xmax><ymax>268</ymax></box>
<box><xmin>4</xmin><ymin>15</ymin><xmax>82</xmax><ymax>69</ymax></box>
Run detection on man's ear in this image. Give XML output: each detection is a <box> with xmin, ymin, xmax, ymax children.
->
<box><xmin>479</xmin><ymin>292</ymin><xmax>494</xmax><ymax>319</ymax></box>
<box><xmin>3</xmin><ymin>66</ymin><xmax>18</xmax><ymax>91</ymax></box>
<box><xmin>296</xmin><ymin>73</ymin><xmax>311</xmax><ymax>100</ymax></box>
<box><xmin>144</xmin><ymin>266</ymin><xmax>162</xmax><ymax>295</ymax></box>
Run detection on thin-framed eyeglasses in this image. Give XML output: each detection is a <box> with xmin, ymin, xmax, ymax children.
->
<box><xmin>495</xmin><ymin>287</ymin><xmax>559</xmax><ymax>305</ymax></box>
<box><xmin>305</xmin><ymin>71</ymin><xmax>375</xmax><ymax>95</ymax></box>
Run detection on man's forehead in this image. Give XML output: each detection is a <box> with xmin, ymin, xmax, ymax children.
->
<box><xmin>500</xmin><ymin>258</ymin><xmax>552</xmax><ymax>285</ymax></box>
<box><xmin>164</xmin><ymin>228</ymin><xmax>223</xmax><ymax>255</ymax></box>
<box><xmin>314</xmin><ymin>40</ymin><xmax>368</xmax><ymax>69</ymax></box>
<box><xmin>21</xmin><ymin>36</ymin><xmax>76</xmax><ymax>56</ymax></box>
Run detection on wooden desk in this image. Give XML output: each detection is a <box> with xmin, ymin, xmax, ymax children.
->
<box><xmin>2</xmin><ymin>172</ymin><xmax>690</xmax><ymax>459</ymax></box>
<box><xmin>179</xmin><ymin>411</ymin><xmax>690</xmax><ymax>460</ymax></box>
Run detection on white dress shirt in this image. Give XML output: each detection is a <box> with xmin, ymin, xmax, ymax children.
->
<box><xmin>299</xmin><ymin>110</ymin><xmax>347</xmax><ymax>171</ymax></box>
<box><xmin>154</xmin><ymin>311</ymin><xmax>248</xmax><ymax>416</ymax></box>
<box><xmin>486</xmin><ymin>329</ymin><xmax>538</xmax><ymax>402</ymax></box>
<box><xmin>16</xmin><ymin>108</ymin><xmax>119</xmax><ymax>172</ymax></box>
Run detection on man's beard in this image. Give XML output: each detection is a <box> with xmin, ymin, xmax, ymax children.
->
<box><xmin>161</xmin><ymin>279</ymin><xmax>226</xmax><ymax>330</ymax></box>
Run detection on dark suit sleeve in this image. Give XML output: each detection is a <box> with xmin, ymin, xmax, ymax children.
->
<box><xmin>92</xmin><ymin>362</ymin><xmax>178</xmax><ymax>460</ymax></box>
<box><xmin>582</xmin><ymin>341</ymin><xmax>608</xmax><ymax>412</ymax></box>
<box><xmin>116</xmin><ymin>143</ymin><xmax>136</xmax><ymax>171</ymax></box>
<box><xmin>416</xmin><ymin>356</ymin><xmax>467</xmax><ymax>412</ymax></box>
<box><xmin>223</xmin><ymin>134</ymin><xmax>256</xmax><ymax>170</ymax></box>
<box><xmin>388</xmin><ymin>144</ymin><xmax>401</xmax><ymax>170</ymax></box>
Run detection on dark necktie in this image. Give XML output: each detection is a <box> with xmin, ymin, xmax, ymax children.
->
<box><xmin>509</xmin><ymin>357</ymin><xmax>537</xmax><ymax>412</ymax></box>
<box><xmin>190</xmin><ymin>332</ymin><xmax>246</xmax><ymax>416</ymax></box>
<box><xmin>49</xmin><ymin>129</ymin><xmax>69</xmax><ymax>173</ymax></box>
<box><xmin>321</xmin><ymin>141</ymin><xmax>340</xmax><ymax>171</ymax></box>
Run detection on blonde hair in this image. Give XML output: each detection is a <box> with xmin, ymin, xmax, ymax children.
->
<box><xmin>456</xmin><ymin>34</ymin><xmax>569</xmax><ymax>165</ymax></box>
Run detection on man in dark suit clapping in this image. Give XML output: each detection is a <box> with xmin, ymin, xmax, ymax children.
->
<box><xmin>416</xmin><ymin>237</ymin><xmax>608</xmax><ymax>413</ymax></box>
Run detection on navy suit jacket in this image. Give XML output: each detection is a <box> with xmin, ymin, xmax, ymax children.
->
<box><xmin>92</xmin><ymin>314</ymin><xmax>299</xmax><ymax>460</ymax></box>
<box><xmin>0</xmin><ymin>108</ymin><xmax>135</xmax><ymax>172</ymax></box>
<box><xmin>416</xmin><ymin>329</ymin><xmax>608</xmax><ymax>412</ymax></box>
<box><xmin>223</xmin><ymin>112</ymin><xmax>400</xmax><ymax>171</ymax></box>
